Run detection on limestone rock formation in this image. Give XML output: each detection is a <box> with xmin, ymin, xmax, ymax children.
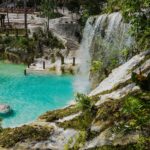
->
<box><xmin>0</xmin><ymin>104</ymin><xmax>11</xmax><ymax>114</ymax></box>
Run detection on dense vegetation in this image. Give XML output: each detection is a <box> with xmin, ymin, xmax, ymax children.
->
<box><xmin>106</xmin><ymin>0</ymin><xmax>150</xmax><ymax>51</ymax></box>
<box><xmin>0</xmin><ymin>125</ymin><xmax>53</xmax><ymax>148</ymax></box>
<box><xmin>0</xmin><ymin>29</ymin><xmax>64</xmax><ymax>64</ymax></box>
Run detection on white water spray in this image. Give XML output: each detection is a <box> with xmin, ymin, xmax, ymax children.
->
<box><xmin>75</xmin><ymin>12</ymin><xmax>133</xmax><ymax>94</ymax></box>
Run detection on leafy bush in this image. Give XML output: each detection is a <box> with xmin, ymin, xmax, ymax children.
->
<box><xmin>122</xmin><ymin>97</ymin><xmax>143</xmax><ymax>115</ymax></box>
<box><xmin>64</xmin><ymin>131</ymin><xmax>87</xmax><ymax>150</ymax></box>
<box><xmin>105</xmin><ymin>0</ymin><xmax>149</xmax><ymax>51</ymax></box>
<box><xmin>91</xmin><ymin>60</ymin><xmax>103</xmax><ymax>73</ymax></box>
<box><xmin>75</xmin><ymin>93</ymin><xmax>94</xmax><ymax>112</ymax></box>
<box><xmin>113</xmin><ymin>94</ymin><xmax>150</xmax><ymax>134</ymax></box>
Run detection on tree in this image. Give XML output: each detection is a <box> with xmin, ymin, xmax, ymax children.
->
<box><xmin>76</xmin><ymin>93</ymin><xmax>93</xmax><ymax>112</ymax></box>
<box><xmin>41</xmin><ymin>0</ymin><xmax>57</xmax><ymax>31</ymax></box>
<box><xmin>106</xmin><ymin>0</ymin><xmax>150</xmax><ymax>51</ymax></box>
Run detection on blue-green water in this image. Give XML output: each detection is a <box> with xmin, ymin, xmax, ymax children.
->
<box><xmin>0</xmin><ymin>62</ymin><xmax>75</xmax><ymax>128</ymax></box>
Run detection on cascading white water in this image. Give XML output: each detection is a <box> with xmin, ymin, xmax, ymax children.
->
<box><xmin>79</xmin><ymin>16</ymin><xmax>105</xmax><ymax>75</ymax></box>
<box><xmin>74</xmin><ymin>15</ymin><xmax>105</xmax><ymax>93</ymax></box>
<box><xmin>75</xmin><ymin>12</ymin><xmax>133</xmax><ymax>93</ymax></box>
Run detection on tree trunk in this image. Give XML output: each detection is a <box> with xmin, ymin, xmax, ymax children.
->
<box><xmin>47</xmin><ymin>16</ymin><xmax>49</xmax><ymax>31</ymax></box>
<box><xmin>6</xmin><ymin>0</ymin><xmax>9</xmax><ymax>27</ymax></box>
<box><xmin>14</xmin><ymin>0</ymin><xmax>17</xmax><ymax>9</ymax></box>
<box><xmin>24</xmin><ymin>0</ymin><xmax>28</xmax><ymax>37</ymax></box>
<box><xmin>34</xmin><ymin>0</ymin><xmax>36</xmax><ymax>11</ymax></box>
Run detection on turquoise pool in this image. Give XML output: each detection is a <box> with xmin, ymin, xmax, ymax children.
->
<box><xmin>0</xmin><ymin>62</ymin><xmax>75</xmax><ymax>128</ymax></box>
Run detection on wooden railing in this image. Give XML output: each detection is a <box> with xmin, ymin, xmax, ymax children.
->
<box><xmin>0</xmin><ymin>8</ymin><xmax>35</xmax><ymax>14</ymax></box>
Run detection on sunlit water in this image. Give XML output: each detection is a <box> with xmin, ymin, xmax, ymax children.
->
<box><xmin>0</xmin><ymin>61</ymin><xmax>75</xmax><ymax>128</ymax></box>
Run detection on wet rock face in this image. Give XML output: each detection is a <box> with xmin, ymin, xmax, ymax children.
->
<box><xmin>83</xmin><ymin>12</ymin><xmax>134</xmax><ymax>88</ymax></box>
<box><xmin>90</xmin><ymin>50</ymin><xmax>150</xmax><ymax>98</ymax></box>
<box><xmin>0</xmin><ymin>104</ymin><xmax>11</xmax><ymax>114</ymax></box>
<box><xmin>54</xmin><ymin>23</ymin><xmax>81</xmax><ymax>42</ymax></box>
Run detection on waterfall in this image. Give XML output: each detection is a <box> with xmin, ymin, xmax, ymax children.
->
<box><xmin>74</xmin><ymin>16</ymin><xmax>105</xmax><ymax>93</ymax></box>
<box><xmin>79</xmin><ymin>16</ymin><xmax>106</xmax><ymax>76</ymax></box>
<box><xmin>75</xmin><ymin>12</ymin><xmax>134</xmax><ymax>93</ymax></box>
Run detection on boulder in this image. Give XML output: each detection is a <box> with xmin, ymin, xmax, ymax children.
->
<box><xmin>0</xmin><ymin>104</ymin><xmax>11</xmax><ymax>114</ymax></box>
<box><xmin>90</xmin><ymin>50</ymin><xmax>150</xmax><ymax>97</ymax></box>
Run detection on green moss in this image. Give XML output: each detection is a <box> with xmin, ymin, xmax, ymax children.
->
<box><xmin>96</xmin><ymin>100</ymin><xmax>123</xmax><ymax>122</ymax></box>
<box><xmin>88</xmin><ymin>144</ymin><xmax>137</xmax><ymax>150</ymax></box>
<box><xmin>65</xmin><ymin>131</ymin><xmax>87</xmax><ymax>150</ymax></box>
<box><xmin>0</xmin><ymin>125</ymin><xmax>53</xmax><ymax>148</ymax></box>
<box><xmin>94</xmin><ymin>91</ymin><xmax>150</xmax><ymax>137</ymax></box>
<box><xmin>57</xmin><ymin>111</ymin><xmax>93</xmax><ymax>130</ymax></box>
<box><xmin>76</xmin><ymin>93</ymin><xmax>93</xmax><ymax>112</ymax></box>
<box><xmin>88</xmin><ymin>138</ymin><xmax>150</xmax><ymax>150</ymax></box>
<box><xmin>39</xmin><ymin>105</ymin><xmax>80</xmax><ymax>122</ymax></box>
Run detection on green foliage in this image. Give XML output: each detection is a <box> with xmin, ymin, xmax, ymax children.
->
<box><xmin>109</xmin><ymin>57</ymin><xmax>119</xmax><ymax>70</ymax></box>
<box><xmin>41</xmin><ymin>0</ymin><xmax>56</xmax><ymax>18</ymax></box>
<box><xmin>0</xmin><ymin>29</ymin><xmax>65</xmax><ymax>64</ymax></box>
<box><xmin>65</xmin><ymin>0</ymin><xmax>80</xmax><ymax>13</ymax></box>
<box><xmin>40</xmin><ymin>0</ymin><xmax>63</xmax><ymax>30</ymax></box>
<box><xmin>47</xmin><ymin>31</ymin><xmax>65</xmax><ymax>49</ymax></box>
<box><xmin>113</xmin><ymin>94</ymin><xmax>150</xmax><ymax>134</ymax></box>
<box><xmin>96</xmin><ymin>100</ymin><xmax>122</xmax><ymax>121</ymax></box>
<box><xmin>58</xmin><ymin>93</ymin><xmax>96</xmax><ymax>130</ymax></box>
<box><xmin>65</xmin><ymin>131</ymin><xmax>87</xmax><ymax>150</ymax></box>
<box><xmin>90</xmin><ymin>141</ymin><xmax>150</xmax><ymax>150</ymax></box>
<box><xmin>57</xmin><ymin>112</ymin><xmax>93</xmax><ymax>130</ymax></box>
<box><xmin>94</xmin><ymin>91</ymin><xmax>150</xmax><ymax>138</ymax></box>
<box><xmin>122</xmin><ymin>97</ymin><xmax>143</xmax><ymax>115</ymax></box>
<box><xmin>1</xmin><ymin>36</ymin><xmax>13</xmax><ymax>45</ymax></box>
<box><xmin>78</xmin><ymin>0</ymin><xmax>106</xmax><ymax>26</ymax></box>
<box><xmin>79</xmin><ymin>9</ymin><xmax>90</xmax><ymax>26</ymax></box>
<box><xmin>106</xmin><ymin>0</ymin><xmax>150</xmax><ymax>51</ymax></box>
<box><xmin>75</xmin><ymin>93</ymin><xmax>93</xmax><ymax>112</ymax></box>
<box><xmin>11</xmin><ymin>37</ymin><xmax>30</xmax><ymax>50</ymax></box>
<box><xmin>0</xmin><ymin>125</ymin><xmax>53</xmax><ymax>148</ymax></box>
<box><xmin>40</xmin><ymin>106</ymin><xmax>79</xmax><ymax>122</ymax></box>
<box><xmin>135</xmin><ymin>136</ymin><xmax>150</xmax><ymax>150</ymax></box>
<box><xmin>80</xmin><ymin>0</ymin><xmax>104</xmax><ymax>15</ymax></box>
<box><xmin>121</xmin><ymin>48</ymin><xmax>130</xmax><ymax>61</ymax></box>
<box><xmin>91</xmin><ymin>60</ymin><xmax>103</xmax><ymax>73</ymax></box>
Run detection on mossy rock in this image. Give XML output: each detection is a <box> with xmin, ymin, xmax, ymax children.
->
<box><xmin>39</xmin><ymin>105</ymin><xmax>80</xmax><ymax>122</ymax></box>
<box><xmin>0</xmin><ymin>125</ymin><xmax>53</xmax><ymax>148</ymax></box>
<box><xmin>57</xmin><ymin>112</ymin><xmax>94</xmax><ymax>131</ymax></box>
